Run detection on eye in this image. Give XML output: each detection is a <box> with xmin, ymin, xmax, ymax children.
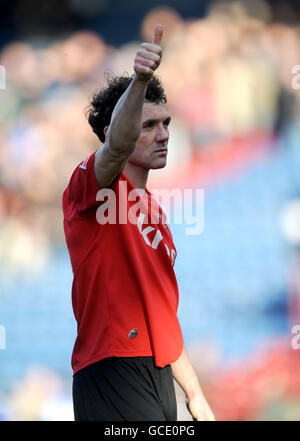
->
<box><xmin>143</xmin><ymin>121</ymin><xmax>154</xmax><ymax>129</ymax></box>
<box><xmin>163</xmin><ymin>118</ymin><xmax>171</xmax><ymax>127</ymax></box>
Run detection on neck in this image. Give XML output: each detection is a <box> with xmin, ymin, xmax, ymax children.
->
<box><xmin>123</xmin><ymin>162</ymin><xmax>149</xmax><ymax>190</ymax></box>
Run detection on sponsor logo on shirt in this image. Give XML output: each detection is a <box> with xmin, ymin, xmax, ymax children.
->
<box><xmin>137</xmin><ymin>212</ymin><xmax>176</xmax><ymax>266</ymax></box>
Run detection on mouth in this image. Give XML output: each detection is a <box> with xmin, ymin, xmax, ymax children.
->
<box><xmin>154</xmin><ymin>148</ymin><xmax>168</xmax><ymax>155</ymax></box>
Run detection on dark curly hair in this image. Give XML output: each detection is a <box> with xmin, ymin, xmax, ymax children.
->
<box><xmin>86</xmin><ymin>74</ymin><xmax>167</xmax><ymax>143</ymax></box>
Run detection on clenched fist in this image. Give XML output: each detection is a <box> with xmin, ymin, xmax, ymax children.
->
<box><xmin>134</xmin><ymin>24</ymin><xmax>163</xmax><ymax>81</ymax></box>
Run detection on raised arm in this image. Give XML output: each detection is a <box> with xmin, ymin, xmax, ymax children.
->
<box><xmin>94</xmin><ymin>25</ymin><xmax>163</xmax><ymax>188</ymax></box>
<box><xmin>171</xmin><ymin>345</ymin><xmax>215</xmax><ymax>421</ymax></box>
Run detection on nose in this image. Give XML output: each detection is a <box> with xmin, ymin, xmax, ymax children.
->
<box><xmin>156</xmin><ymin>123</ymin><xmax>169</xmax><ymax>143</ymax></box>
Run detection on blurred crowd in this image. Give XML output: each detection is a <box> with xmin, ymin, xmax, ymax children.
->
<box><xmin>0</xmin><ymin>1</ymin><xmax>300</xmax><ymax>277</ymax></box>
<box><xmin>1</xmin><ymin>0</ymin><xmax>300</xmax><ymax>421</ymax></box>
<box><xmin>1</xmin><ymin>339</ymin><xmax>300</xmax><ymax>420</ymax></box>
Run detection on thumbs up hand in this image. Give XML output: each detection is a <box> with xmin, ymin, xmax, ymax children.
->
<box><xmin>134</xmin><ymin>24</ymin><xmax>163</xmax><ymax>81</ymax></box>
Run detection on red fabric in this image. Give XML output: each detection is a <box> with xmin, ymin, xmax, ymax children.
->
<box><xmin>62</xmin><ymin>151</ymin><xmax>183</xmax><ymax>374</ymax></box>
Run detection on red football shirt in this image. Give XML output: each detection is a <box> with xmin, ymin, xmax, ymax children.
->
<box><xmin>62</xmin><ymin>151</ymin><xmax>183</xmax><ymax>374</ymax></box>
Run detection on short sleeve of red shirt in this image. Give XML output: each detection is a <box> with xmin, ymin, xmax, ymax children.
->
<box><xmin>63</xmin><ymin>152</ymin><xmax>101</xmax><ymax>215</ymax></box>
<box><xmin>62</xmin><ymin>150</ymin><xmax>183</xmax><ymax>375</ymax></box>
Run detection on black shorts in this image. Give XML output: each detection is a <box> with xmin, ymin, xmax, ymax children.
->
<box><xmin>72</xmin><ymin>356</ymin><xmax>177</xmax><ymax>421</ymax></box>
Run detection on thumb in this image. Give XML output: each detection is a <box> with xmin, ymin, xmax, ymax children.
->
<box><xmin>153</xmin><ymin>24</ymin><xmax>163</xmax><ymax>46</ymax></box>
<box><xmin>185</xmin><ymin>398</ymin><xmax>197</xmax><ymax>421</ymax></box>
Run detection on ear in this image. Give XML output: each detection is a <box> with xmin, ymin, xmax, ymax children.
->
<box><xmin>103</xmin><ymin>126</ymin><xmax>109</xmax><ymax>138</ymax></box>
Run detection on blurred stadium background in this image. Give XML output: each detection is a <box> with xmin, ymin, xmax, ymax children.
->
<box><xmin>1</xmin><ymin>0</ymin><xmax>300</xmax><ymax>421</ymax></box>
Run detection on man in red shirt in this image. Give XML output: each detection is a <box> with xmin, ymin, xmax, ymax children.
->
<box><xmin>63</xmin><ymin>24</ymin><xmax>214</xmax><ymax>421</ymax></box>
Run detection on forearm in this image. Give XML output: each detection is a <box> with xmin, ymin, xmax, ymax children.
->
<box><xmin>171</xmin><ymin>344</ymin><xmax>215</xmax><ymax>421</ymax></box>
<box><xmin>107</xmin><ymin>75</ymin><xmax>149</xmax><ymax>153</ymax></box>
<box><xmin>105</xmin><ymin>26</ymin><xmax>162</xmax><ymax>155</ymax></box>
<box><xmin>171</xmin><ymin>345</ymin><xmax>203</xmax><ymax>400</ymax></box>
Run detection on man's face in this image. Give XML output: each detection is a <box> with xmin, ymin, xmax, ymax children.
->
<box><xmin>127</xmin><ymin>101</ymin><xmax>171</xmax><ymax>170</ymax></box>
